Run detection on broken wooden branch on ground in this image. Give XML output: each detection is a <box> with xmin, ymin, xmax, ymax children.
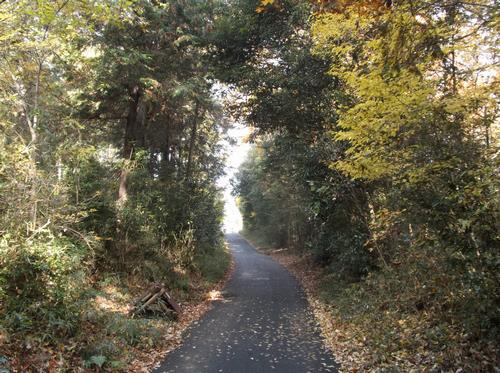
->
<box><xmin>129</xmin><ymin>283</ymin><xmax>181</xmax><ymax>318</ymax></box>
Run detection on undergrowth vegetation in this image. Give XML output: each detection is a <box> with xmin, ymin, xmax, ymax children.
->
<box><xmin>318</xmin><ymin>244</ymin><xmax>498</xmax><ymax>369</ymax></box>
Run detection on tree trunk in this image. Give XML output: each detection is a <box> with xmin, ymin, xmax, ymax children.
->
<box><xmin>118</xmin><ymin>86</ymin><xmax>141</xmax><ymax>204</ymax></box>
<box><xmin>27</xmin><ymin>61</ymin><xmax>42</xmax><ymax>229</ymax></box>
<box><xmin>185</xmin><ymin>102</ymin><xmax>200</xmax><ymax>184</ymax></box>
<box><xmin>160</xmin><ymin>116</ymin><xmax>171</xmax><ymax>180</ymax></box>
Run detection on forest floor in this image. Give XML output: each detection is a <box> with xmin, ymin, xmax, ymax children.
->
<box><xmin>0</xmin><ymin>246</ymin><xmax>233</xmax><ymax>372</ymax></box>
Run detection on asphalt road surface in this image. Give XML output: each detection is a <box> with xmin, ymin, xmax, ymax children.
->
<box><xmin>153</xmin><ymin>233</ymin><xmax>338</xmax><ymax>373</ymax></box>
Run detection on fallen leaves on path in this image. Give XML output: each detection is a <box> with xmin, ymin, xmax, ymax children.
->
<box><xmin>252</xmin><ymin>245</ymin><xmax>392</xmax><ymax>372</ymax></box>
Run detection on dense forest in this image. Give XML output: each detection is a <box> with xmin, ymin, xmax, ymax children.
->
<box><xmin>0</xmin><ymin>0</ymin><xmax>498</xmax><ymax>371</ymax></box>
<box><xmin>232</xmin><ymin>0</ymin><xmax>499</xmax><ymax>370</ymax></box>
<box><xmin>0</xmin><ymin>0</ymin><xmax>231</xmax><ymax>370</ymax></box>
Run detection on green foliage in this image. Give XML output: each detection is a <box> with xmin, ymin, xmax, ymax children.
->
<box><xmin>81</xmin><ymin>339</ymin><xmax>122</xmax><ymax>369</ymax></box>
<box><xmin>320</xmin><ymin>240</ymin><xmax>499</xmax><ymax>369</ymax></box>
<box><xmin>84</xmin><ymin>355</ymin><xmax>107</xmax><ymax>369</ymax></box>
<box><xmin>235</xmin><ymin>137</ymin><xmax>374</xmax><ymax>280</ymax></box>
<box><xmin>195</xmin><ymin>243</ymin><xmax>231</xmax><ymax>284</ymax></box>
<box><xmin>0</xmin><ymin>233</ymin><xmax>89</xmax><ymax>337</ymax></box>
<box><xmin>105</xmin><ymin>317</ymin><xmax>162</xmax><ymax>347</ymax></box>
<box><xmin>227</xmin><ymin>0</ymin><xmax>499</xmax><ymax>369</ymax></box>
<box><xmin>0</xmin><ymin>0</ymin><xmax>229</xmax><ymax>368</ymax></box>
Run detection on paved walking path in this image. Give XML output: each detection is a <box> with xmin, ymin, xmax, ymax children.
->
<box><xmin>153</xmin><ymin>233</ymin><xmax>338</xmax><ymax>373</ymax></box>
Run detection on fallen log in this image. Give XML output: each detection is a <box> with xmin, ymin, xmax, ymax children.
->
<box><xmin>129</xmin><ymin>283</ymin><xmax>181</xmax><ymax>317</ymax></box>
<box><xmin>163</xmin><ymin>290</ymin><xmax>181</xmax><ymax>314</ymax></box>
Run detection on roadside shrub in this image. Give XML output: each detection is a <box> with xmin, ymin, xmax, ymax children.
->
<box><xmin>195</xmin><ymin>244</ymin><xmax>230</xmax><ymax>284</ymax></box>
<box><xmin>0</xmin><ymin>233</ymin><xmax>90</xmax><ymax>337</ymax></box>
<box><xmin>105</xmin><ymin>316</ymin><xmax>162</xmax><ymax>347</ymax></box>
<box><xmin>320</xmin><ymin>241</ymin><xmax>499</xmax><ymax>370</ymax></box>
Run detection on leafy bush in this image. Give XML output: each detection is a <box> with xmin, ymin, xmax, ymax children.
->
<box><xmin>81</xmin><ymin>339</ymin><xmax>122</xmax><ymax>370</ymax></box>
<box><xmin>195</xmin><ymin>244</ymin><xmax>230</xmax><ymax>284</ymax></box>
<box><xmin>319</xmin><ymin>241</ymin><xmax>499</xmax><ymax>370</ymax></box>
<box><xmin>0</xmin><ymin>233</ymin><xmax>90</xmax><ymax>337</ymax></box>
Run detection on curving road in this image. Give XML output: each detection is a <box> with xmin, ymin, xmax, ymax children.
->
<box><xmin>153</xmin><ymin>233</ymin><xmax>338</xmax><ymax>373</ymax></box>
